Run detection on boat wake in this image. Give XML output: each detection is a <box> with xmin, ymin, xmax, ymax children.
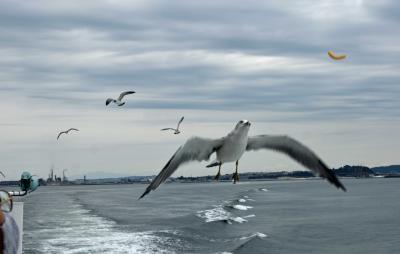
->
<box><xmin>29</xmin><ymin>203</ymin><xmax>183</xmax><ymax>254</ymax></box>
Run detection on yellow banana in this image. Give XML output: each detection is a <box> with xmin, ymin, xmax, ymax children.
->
<box><xmin>328</xmin><ymin>51</ymin><xmax>346</xmax><ymax>60</ymax></box>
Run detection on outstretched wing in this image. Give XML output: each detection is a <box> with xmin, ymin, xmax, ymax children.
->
<box><xmin>67</xmin><ymin>128</ymin><xmax>79</xmax><ymax>132</ymax></box>
<box><xmin>160</xmin><ymin>128</ymin><xmax>175</xmax><ymax>131</ymax></box>
<box><xmin>139</xmin><ymin>136</ymin><xmax>224</xmax><ymax>199</ymax></box>
<box><xmin>106</xmin><ymin>98</ymin><xmax>113</xmax><ymax>105</ymax></box>
<box><xmin>118</xmin><ymin>91</ymin><xmax>135</xmax><ymax>101</ymax></box>
<box><xmin>57</xmin><ymin>131</ymin><xmax>66</xmax><ymax>140</ymax></box>
<box><xmin>177</xmin><ymin>116</ymin><xmax>184</xmax><ymax>129</ymax></box>
<box><xmin>246</xmin><ymin>135</ymin><xmax>346</xmax><ymax>191</ymax></box>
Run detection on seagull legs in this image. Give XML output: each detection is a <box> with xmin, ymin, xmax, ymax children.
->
<box><xmin>232</xmin><ymin>160</ymin><xmax>240</xmax><ymax>184</ymax></box>
<box><xmin>214</xmin><ymin>163</ymin><xmax>222</xmax><ymax>180</ymax></box>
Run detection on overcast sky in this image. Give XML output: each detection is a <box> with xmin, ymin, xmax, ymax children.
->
<box><xmin>1</xmin><ymin>0</ymin><xmax>399</xmax><ymax>180</ymax></box>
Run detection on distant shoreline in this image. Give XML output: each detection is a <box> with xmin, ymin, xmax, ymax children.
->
<box><xmin>2</xmin><ymin>165</ymin><xmax>399</xmax><ymax>187</ymax></box>
<box><xmin>3</xmin><ymin>175</ymin><xmax>398</xmax><ymax>188</ymax></box>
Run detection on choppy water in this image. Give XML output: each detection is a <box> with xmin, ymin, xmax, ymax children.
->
<box><xmin>19</xmin><ymin>178</ymin><xmax>400</xmax><ymax>253</ymax></box>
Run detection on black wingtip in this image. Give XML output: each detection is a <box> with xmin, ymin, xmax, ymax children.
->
<box><xmin>139</xmin><ymin>189</ymin><xmax>150</xmax><ymax>200</ymax></box>
<box><xmin>318</xmin><ymin>160</ymin><xmax>346</xmax><ymax>192</ymax></box>
<box><xmin>206</xmin><ymin>162</ymin><xmax>220</xmax><ymax>168</ymax></box>
<box><xmin>337</xmin><ymin>178</ymin><xmax>347</xmax><ymax>192</ymax></box>
<box><xmin>331</xmin><ymin>172</ymin><xmax>346</xmax><ymax>192</ymax></box>
<box><xmin>326</xmin><ymin>167</ymin><xmax>347</xmax><ymax>192</ymax></box>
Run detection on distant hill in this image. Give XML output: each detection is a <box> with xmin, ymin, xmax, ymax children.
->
<box><xmin>334</xmin><ymin>165</ymin><xmax>374</xmax><ymax>177</ymax></box>
<box><xmin>371</xmin><ymin>165</ymin><xmax>400</xmax><ymax>174</ymax></box>
<box><xmin>65</xmin><ymin>165</ymin><xmax>400</xmax><ymax>183</ymax></box>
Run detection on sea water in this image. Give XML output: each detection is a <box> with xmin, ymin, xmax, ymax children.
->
<box><xmin>21</xmin><ymin>178</ymin><xmax>400</xmax><ymax>253</ymax></box>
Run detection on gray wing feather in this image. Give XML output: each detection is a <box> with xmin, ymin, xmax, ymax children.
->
<box><xmin>118</xmin><ymin>91</ymin><xmax>135</xmax><ymax>100</ymax></box>
<box><xmin>67</xmin><ymin>128</ymin><xmax>79</xmax><ymax>132</ymax></box>
<box><xmin>57</xmin><ymin>131</ymin><xmax>66</xmax><ymax>140</ymax></box>
<box><xmin>139</xmin><ymin>136</ymin><xmax>224</xmax><ymax>199</ymax></box>
<box><xmin>246</xmin><ymin>135</ymin><xmax>346</xmax><ymax>191</ymax></box>
<box><xmin>177</xmin><ymin>116</ymin><xmax>184</xmax><ymax>129</ymax></box>
<box><xmin>161</xmin><ymin>128</ymin><xmax>175</xmax><ymax>131</ymax></box>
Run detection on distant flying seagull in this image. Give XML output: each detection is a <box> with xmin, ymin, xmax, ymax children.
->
<box><xmin>161</xmin><ymin>116</ymin><xmax>184</xmax><ymax>134</ymax></box>
<box><xmin>105</xmin><ymin>91</ymin><xmax>135</xmax><ymax>106</ymax></box>
<box><xmin>140</xmin><ymin>120</ymin><xmax>346</xmax><ymax>199</ymax></box>
<box><xmin>57</xmin><ymin>128</ymin><xmax>79</xmax><ymax>140</ymax></box>
<box><xmin>0</xmin><ymin>171</ymin><xmax>4</xmax><ymax>178</ymax></box>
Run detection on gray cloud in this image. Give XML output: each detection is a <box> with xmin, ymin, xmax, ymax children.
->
<box><xmin>0</xmin><ymin>0</ymin><xmax>399</xmax><ymax>178</ymax></box>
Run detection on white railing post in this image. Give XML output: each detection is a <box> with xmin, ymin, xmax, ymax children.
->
<box><xmin>10</xmin><ymin>202</ymin><xmax>23</xmax><ymax>254</ymax></box>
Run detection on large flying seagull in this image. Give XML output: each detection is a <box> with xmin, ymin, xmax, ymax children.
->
<box><xmin>140</xmin><ymin>120</ymin><xmax>346</xmax><ymax>198</ymax></box>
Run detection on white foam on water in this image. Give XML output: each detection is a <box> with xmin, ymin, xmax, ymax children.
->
<box><xmin>243</xmin><ymin>196</ymin><xmax>249</xmax><ymax>198</ymax></box>
<box><xmin>28</xmin><ymin>203</ymin><xmax>181</xmax><ymax>254</ymax></box>
<box><xmin>196</xmin><ymin>205</ymin><xmax>249</xmax><ymax>224</ymax></box>
<box><xmin>243</xmin><ymin>214</ymin><xmax>256</xmax><ymax>218</ymax></box>
<box><xmin>232</xmin><ymin>205</ymin><xmax>253</xmax><ymax>211</ymax></box>
<box><xmin>239</xmin><ymin>232</ymin><xmax>268</xmax><ymax>240</ymax></box>
<box><xmin>230</xmin><ymin>217</ymin><xmax>248</xmax><ymax>223</ymax></box>
<box><xmin>237</xmin><ymin>198</ymin><xmax>246</xmax><ymax>203</ymax></box>
<box><xmin>260</xmin><ymin>188</ymin><xmax>269</xmax><ymax>192</ymax></box>
<box><xmin>255</xmin><ymin>232</ymin><xmax>267</xmax><ymax>238</ymax></box>
<box><xmin>197</xmin><ymin>205</ymin><xmax>231</xmax><ymax>223</ymax></box>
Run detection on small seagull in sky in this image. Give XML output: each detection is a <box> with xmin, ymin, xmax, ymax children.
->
<box><xmin>105</xmin><ymin>91</ymin><xmax>135</xmax><ymax>106</ymax></box>
<box><xmin>57</xmin><ymin>128</ymin><xmax>79</xmax><ymax>140</ymax></box>
<box><xmin>161</xmin><ymin>116</ymin><xmax>184</xmax><ymax>135</ymax></box>
<box><xmin>140</xmin><ymin>120</ymin><xmax>346</xmax><ymax>199</ymax></box>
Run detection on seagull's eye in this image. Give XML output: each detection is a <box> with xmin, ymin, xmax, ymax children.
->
<box><xmin>239</xmin><ymin>120</ymin><xmax>243</xmax><ymax>124</ymax></box>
